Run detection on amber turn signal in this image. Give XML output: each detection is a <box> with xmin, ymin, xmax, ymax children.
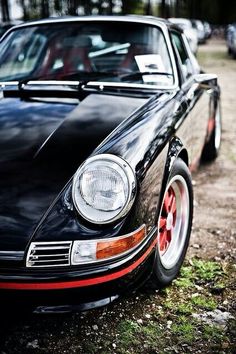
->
<box><xmin>96</xmin><ymin>224</ymin><xmax>146</xmax><ymax>260</ymax></box>
<box><xmin>71</xmin><ymin>224</ymin><xmax>146</xmax><ymax>264</ymax></box>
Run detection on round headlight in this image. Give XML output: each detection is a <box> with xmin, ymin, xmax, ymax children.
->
<box><xmin>72</xmin><ymin>154</ymin><xmax>136</xmax><ymax>224</ymax></box>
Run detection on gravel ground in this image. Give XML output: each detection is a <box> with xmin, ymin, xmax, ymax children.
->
<box><xmin>0</xmin><ymin>39</ymin><xmax>235</xmax><ymax>354</ymax></box>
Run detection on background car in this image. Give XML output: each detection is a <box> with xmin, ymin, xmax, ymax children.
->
<box><xmin>0</xmin><ymin>16</ymin><xmax>221</xmax><ymax>313</ymax></box>
<box><xmin>168</xmin><ymin>17</ymin><xmax>198</xmax><ymax>54</ymax></box>
<box><xmin>203</xmin><ymin>21</ymin><xmax>212</xmax><ymax>39</ymax></box>
<box><xmin>226</xmin><ymin>23</ymin><xmax>236</xmax><ymax>58</ymax></box>
<box><xmin>191</xmin><ymin>19</ymin><xmax>206</xmax><ymax>44</ymax></box>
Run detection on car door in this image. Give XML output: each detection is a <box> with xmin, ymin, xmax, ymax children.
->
<box><xmin>171</xmin><ymin>30</ymin><xmax>210</xmax><ymax>167</ymax></box>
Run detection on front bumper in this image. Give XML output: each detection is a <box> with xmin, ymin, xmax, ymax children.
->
<box><xmin>0</xmin><ymin>228</ymin><xmax>157</xmax><ymax>312</ymax></box>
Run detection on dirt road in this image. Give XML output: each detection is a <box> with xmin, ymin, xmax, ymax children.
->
<box><xmin>0</xmin><ymin>40</ymin><xmax>235</xmax><ymax>354</ymax></box>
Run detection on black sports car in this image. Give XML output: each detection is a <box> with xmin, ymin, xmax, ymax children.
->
<box><xmin>0</xmin><ymin>16</ymin><xmax>221</xmax><ymax>313</ymax></box>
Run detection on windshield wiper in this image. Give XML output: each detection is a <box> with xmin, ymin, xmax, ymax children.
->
<box><xmin>56</xmin><ymin>70</ymin><xmax>120</xmax><ymax>81</ymax></box>
<box><xmin>15</xmin><ymin>70</ymin><xmax>173</xmax><ymax>86</ymax></box>
<box><xmin>119</xmin><ymin>71</ymin><xmax>173</xmax><ymax>81</ymax></box>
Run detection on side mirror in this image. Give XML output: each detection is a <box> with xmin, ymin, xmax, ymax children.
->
<box><xmin>193</xmin><ymin>73</ymin><xmax>218</xmax><ymax>89</ymax></box>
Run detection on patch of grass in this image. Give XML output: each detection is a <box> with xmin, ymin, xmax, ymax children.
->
<box><xmin>172</xmin><ymin>316</ymin><xmax>195</xmax><ymax>344</ymax></box>
<box><xmin>191</xmin><ymin>295</ymin><xmax>217</xmax><ymax>310</ymax></box>
<box><xmin>117</xmin><ymin>319</ymin><xmax>164</xmax><ymax>353</ymax></box>
<box><xmin>117</xmin><ymin>320</ymin><xmax>140</xmax><ymax>348</ymax></box>
<box><xmin>202</xmin><ymin>324</ymin><xmax>226</xmax><ymax>345</ymax></box>
<box><xmin>82</xmin><ymin>341</ymin><xmax>101</xmax><ymax>354</ymax></box>
<box><xmin>191</xmin><ymin>259</ymin><xmax>223</xmax><ymax>281</ymax></box>
<box><xmin>140</xmin><ymin>322</ymin><xmax>162</xmax><ymax>346</ymax></box>
<box><xmin>173</xmin><ymin>259</ymin><xmax>223</xmax><ymax>289</ymax></box>
<box><xmin>163</xmin><ymin>300</ymin><xmax>175</xmax><ymax>310</ymax></box>
<box><xmin>181</xmin><ymin>265</ymin><xmax>194</xmax><ymax>278</ymax></box>
<box><xmin>174</xmin><ymin>276</ymin><xmax>194</xmax><ymax>288</ymax></box>
<box><xmin>173</xmin><ymin>265</ymin><xmax>195</xmax><ymax>289</ymax></box>
<box><xmin>177</xmin><ymin>303</ymin><xmax>194</xmax><ymax>315</ymax></box>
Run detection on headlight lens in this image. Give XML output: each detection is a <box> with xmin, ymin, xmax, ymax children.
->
<box><xmin>72</xmin><ymin>154</ymin><xmax>136</xmax><ymax>224</ymax></box>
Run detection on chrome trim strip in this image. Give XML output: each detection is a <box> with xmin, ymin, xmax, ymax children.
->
<box><xmin>26</xmin><ymin>80</ymin><xmax>80</xmax><ymax>86</ymax></box>
<box><xmin>26</xmin><ymin>241</ymin><xmax>72</xmax><ymax>268</ymax></box>
<box><xmin>30</xmin><ymin>258</ymin><xmax>69</xmax><ymax>263</ymax></box>
<box><xmin>0</xmin><ymin>81</ymin><xmax>19</xmax><ymax>86</ymax></box>
<box><xmin>84</xmin><ymin>81</ymin><xmax>176</xmax><ymax>91</ymax></box>
<box><xmin>0</xmin><ymin>250</ymin><xmax>24</xmax><ymax>261</ymax></box>
<box><xmin>0</xmin><ymin>250</ymin><xmax>24</xmax><ymax>254</ymax></box>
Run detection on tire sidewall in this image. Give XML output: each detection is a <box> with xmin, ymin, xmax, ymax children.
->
<box><xmin>152</xmin><ymin>158</ymin><xmax>193</xmax><ymax>286</ymax></box>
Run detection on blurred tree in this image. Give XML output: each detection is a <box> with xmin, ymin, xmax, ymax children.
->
<box><xmin>80</xmin><ymin>0</ymin><xmax>92</xmax><ymax>15</ymax></box>
<box><xmin>54</xmin><ymin>0</ymin><xmax>62</xmax><ymax>14</ymax></box>
<box><xmin>175</xmin><ymin>0</ymin><xmax>180</xmax><ymax>17</ymax></box>
<box><xmin>145</xmin><ymin>0</ymin><xmax>152</xmax><ymax>15</ymax></box>
<box><xmin>0</xmin><ymin>0</ymin><xmax>10</xmax><ymax>21</ymax></box>
<box><xmin>122</xmin><ymin>0</ymin><xmax>144</xmax><ymax>14</ymax></box>
<box><xmin>160</xmin><ymin>0</ymin><xmax>166</xmax><ymax>17</ymax></box>
<box><xmin>68</xmin><ymin>0</ymin><xmax>76</xmax><ymax>15</ymax></box>
<box><xmin>2</xmin><ymin>0</ymin><xmax>235</xmax><ymax>24</ymax></box>
<box><xmin>41</xmin><ymin>0</ymin><xmax>49</xmax><ymax>17</ymax></box>
<box><xmin>19</xmin><ymin>0</ymin><xmax>29</xmax><ymax>20</ymax></box>
<box><xmin>160</xmin><ymin>0</ymin><xmax>171</xmax><ymax>18</ymax></box>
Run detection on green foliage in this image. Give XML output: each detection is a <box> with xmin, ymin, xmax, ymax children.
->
<box><xmin>202</xmin><ymin>324</ymin><xmax>224</xmax><ymax>342</ymax></box>
<box><xmin>117</xmin><ymin>320</ymin><xmax>140</xmax><ymax>348</ymax></box>
<box><xmin>174</xmin><ymin>276</ymin><xmax>194</xmax><ymax>288</ymax></box>
<box><xmin>173</xmin><ymin>259</ymin><xmax>223</xmax><ymax>289</ymax></box>
<box><xmin>177</xmin><ymin>303</ymin><xmax>194</xmax><ymax>314</ymax></box>
<box><xmin>191</xmin><ymin>259</ymin><xmax>223</xmax><ymax>281</ymax></box>
<box><xmin>191</xmin><ymin>295</ymin><xmax>217</xmax><ymax>310</ymax></box>
<box><xmin>172</xmin><ymin>316</ymin><xmax>195</xmax><ymax>344</ymax></box>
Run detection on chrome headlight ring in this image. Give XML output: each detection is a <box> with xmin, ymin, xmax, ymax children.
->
<box><xmin>72</xmin><ymin>154</ymin><xmax>136</xmax><ymax>224</ymax></box>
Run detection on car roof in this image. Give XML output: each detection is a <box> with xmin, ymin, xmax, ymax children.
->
<box><xmin>6</xmin><ymin>15</ymin><xmax>182</xmax><ymax>34</ymax></box>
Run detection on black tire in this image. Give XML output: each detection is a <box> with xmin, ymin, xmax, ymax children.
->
<box><xmin>201</xmin><ymin>101</ymin><xmax>221</xmax><ymax>162</ymax></box>
<box><xmin>149</xmin><ymin>158</ymin><xmax>193</xmax><ymax>287</ymax></box>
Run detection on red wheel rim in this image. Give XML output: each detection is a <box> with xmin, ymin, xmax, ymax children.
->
<box><xmin>157</xmin><ymin>175</ymin><xmax>190</xmax><ymax>269</ymax></box>
<box><xmin>159</xmin><ymin>186</ymin><xmax>177</xmax><ymax>254</ymax></box>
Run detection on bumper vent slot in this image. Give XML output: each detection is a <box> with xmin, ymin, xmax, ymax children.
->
<box><xmin>26</xmin><ymin>242</ymin><xmax>72</xmax><ymax>268</ymax></box>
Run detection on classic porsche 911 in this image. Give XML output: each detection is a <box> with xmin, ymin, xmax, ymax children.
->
<box><xmin>0</xmin><ymin>16</ymin><xmax>221</xmax><ymax>312</ymax></box>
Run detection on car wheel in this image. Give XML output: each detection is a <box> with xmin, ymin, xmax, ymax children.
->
<box><xmin>201</xmin><ymin>101</ymin><xmax>221</xmax><ymax>161</ymax></box>
<box><xmin>150</xmin><ymin>158</ymin><xmax>193</xmax><ymax>287</ymax></box>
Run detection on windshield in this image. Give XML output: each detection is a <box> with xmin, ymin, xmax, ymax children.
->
<box><xmin>0</xmin><ymin>21</ymin><xmax>174</xmax><ymax>87</ymax></box>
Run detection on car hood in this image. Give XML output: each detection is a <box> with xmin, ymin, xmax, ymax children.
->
<box><xmin>0</xmin><ymin>92</ymin><xmax>147</xmax><ymax>252</ymax></box>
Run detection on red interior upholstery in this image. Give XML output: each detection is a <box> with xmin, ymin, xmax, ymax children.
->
<box><xmin>38</xmin><ymin>36</ymin><xmax>92</xmax><ymax>79</ymax></box>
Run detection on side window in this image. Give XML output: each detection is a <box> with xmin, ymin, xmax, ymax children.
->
<box><xmin>171</xmin><ymin>31</ymin><xmax>193</xmax><ymax>80</ymax></box>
